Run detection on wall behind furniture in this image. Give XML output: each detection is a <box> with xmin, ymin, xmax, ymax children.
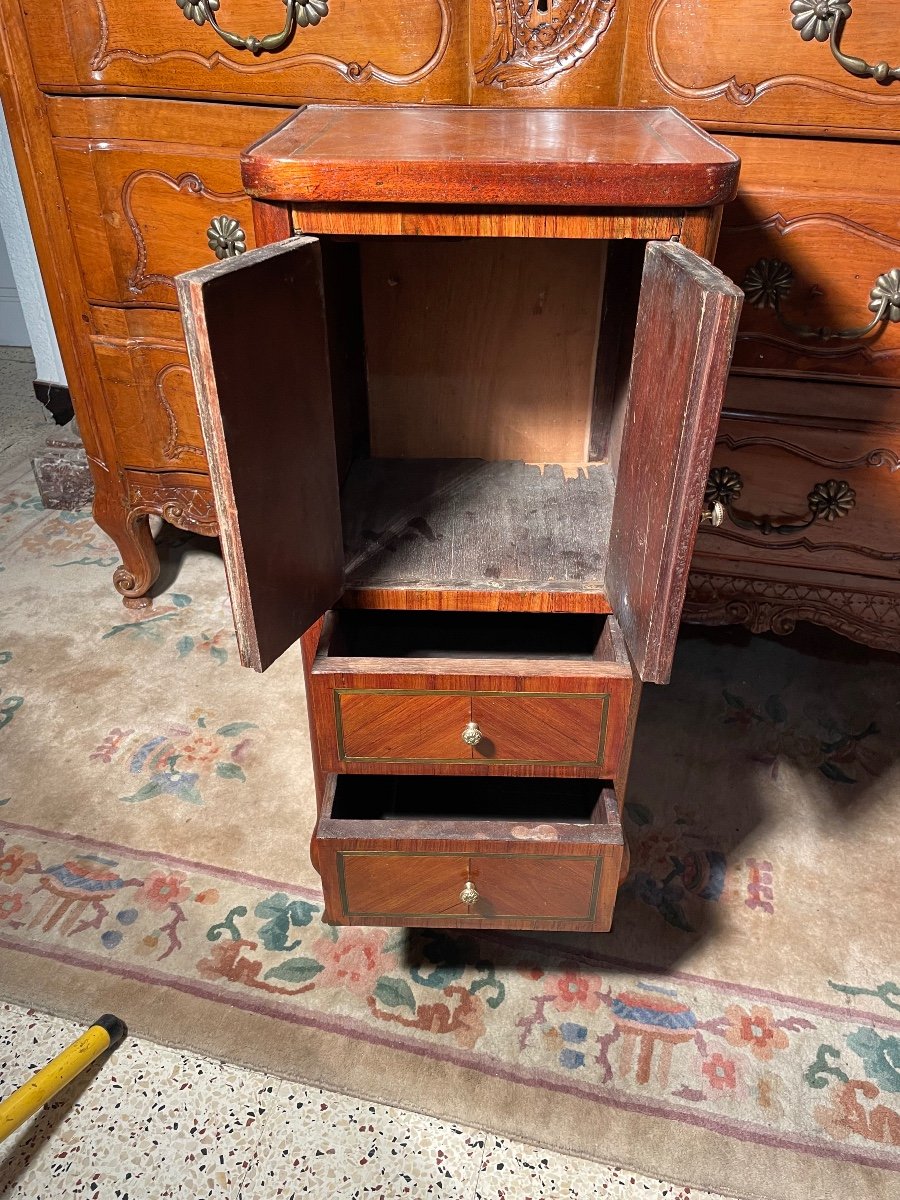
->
<box><xmin>0</xmin><ymin>106</ymin><xmax>65</xmax><ymax>382</ymax></box>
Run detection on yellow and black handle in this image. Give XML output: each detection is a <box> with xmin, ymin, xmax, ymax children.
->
<box><xmin>0</xmin><ymin>1014</ymin><xmax>127</xmax><ymax>1143</ymax></box>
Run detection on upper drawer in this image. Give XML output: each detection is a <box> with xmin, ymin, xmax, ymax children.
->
<box><xmin>50</xmin><ymin>97</ymin><xmax>283</xmax><ymax>309</ymax></box>
<box><xmin>620</xmin><ymin>0</ymin><xmax>900</xmax><ymax>137</ymax></box>
<box><xmin>717</xmin><ymin>136</ymin><xmax>900</xmax><ymax>385</ymax></box>
<box><xmin>309</xmin><ymin>609</ymin><xmax>634</xmax><ymax>776</ymax></box>
<box><xmin>24</xmin><ymin>0</ymin><xmax>466</xmax><ymax>105</ymax></box>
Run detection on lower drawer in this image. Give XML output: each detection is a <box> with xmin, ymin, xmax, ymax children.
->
<box><xmin>698</xmin><ymin>399</ymin><xmax>900</xmax><ymax>581</ymax></box>
<box><xmin>315</xmin><ymin>774</ymin><xmax>625</xmax><ymax>932</ymax></box>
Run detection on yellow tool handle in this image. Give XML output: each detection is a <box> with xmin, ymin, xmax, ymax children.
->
<box><xmin>0</xmin><ymin>1014</ymin><xmax>126</xmax><ymax>1143</ymax></box>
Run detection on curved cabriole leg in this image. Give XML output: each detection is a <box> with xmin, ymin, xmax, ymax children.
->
<box><xmin>93</xmin><ymin>488</ymin><xmax>160</xmax><ymax>609</ymax></box>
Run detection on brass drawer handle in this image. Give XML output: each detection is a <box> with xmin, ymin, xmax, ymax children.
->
<box><xmin>175</xmin><ymin>0</ymin><xmax>328</xmax><ymax>55</ymax></box>
<box><xmin>790</xmin><ymin>2</ymin><xmax>900</xmax><ymax>85</ymax></box>
<box><xmin>700</xmin><ymin>500</ymin><xmax>725</xmax><ymax>528</ymax></box>
<box><xmin>459</xmin><ymin>880</ymin><xmax>479</xmax><ymax>906</ymax></box>
<box><xmin>742</xmin><ymin>260</ymin><xmax>900</xmax><ymax>342</ymax></box>
<box><xmin>461</xmin><ymin>721</ymin><xmax>483</xmax><ymax>747</ymax></box>
<box><xmin>705</xmin><ymin>468</ymin><xmax>856</xmax><ymax>535</ymax></box>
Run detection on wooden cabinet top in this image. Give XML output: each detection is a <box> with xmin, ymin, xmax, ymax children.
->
<box><xmin>242</xmin><ymin>105</ymin><xmax>740</xmax><ymax>208</ymax></box>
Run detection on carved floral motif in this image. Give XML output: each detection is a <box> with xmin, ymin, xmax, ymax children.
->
<box><xmin>476</xmin><ymin>0</ymin><xmax>616</xmax><ymax>89</ymax></box>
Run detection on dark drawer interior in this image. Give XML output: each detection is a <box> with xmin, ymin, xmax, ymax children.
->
<box><xmin>326</xmin><ymin>609</ymin><xmax>610</xmax><ymax>661</ymax></box>
<box><xmin>329</xmin><ymin>772</ymin><xmax>608</xmax><ymax>824</ymax></box>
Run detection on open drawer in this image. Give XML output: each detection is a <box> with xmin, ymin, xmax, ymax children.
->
<box><xmin>310</xmin><ymin>609</ymin><xmax>634</xmax><ymax>774</ymax></box>
<box><xmin>315</xmin><ymin>774</ymin><xmax>626</xmax><ymax>931</ymax></box>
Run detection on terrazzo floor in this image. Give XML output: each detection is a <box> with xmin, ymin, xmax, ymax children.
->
<box><xmin>0</xmin><ymin>1003</ymin><xmax>722</xmax><ymax>1200</ymax></box>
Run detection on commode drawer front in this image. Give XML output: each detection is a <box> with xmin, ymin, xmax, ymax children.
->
<box><xmin>314</xmin><ymin>775</ymin><xmax>624</xmax><ymax>932</ymax></box>
<box><xmin>26</xmin><ymin>0</ymin><xmax>466</xmax><ymax>106</ymax></box>
<box><xmin>310</xmin><ymin>610</ymin><xmax>634</xmax><ymax>775</ymax></box>
<box><xmin>715</xmin><ymin>136</ymin><xmax>900</xmax><ymax>386</ymax></box>
<box><xmin>696</xmin><ymin>389</ymin><xmax>900</xmax><ymax>581</ymax></box>
<box><xmin>49</xmin><ymin>98</ymin><xmax>279</xmax><ymax>310</ymax></box>
<box><xmin>620</xmin><ymin>0</ymin><xmax>900</xmax><ymax>137</ymax></box>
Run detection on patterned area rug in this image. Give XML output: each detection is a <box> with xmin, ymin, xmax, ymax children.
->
<box><xmin>1</xmin><ymin>389</ymin><xmax>899</xmax><ymax>1199</ymax></box>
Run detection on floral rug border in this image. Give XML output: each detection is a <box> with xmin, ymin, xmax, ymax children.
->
<box><xmin>1</xmin><ymin>818</ymin><xmax>898</xmax><ymax>1173</ymax></box>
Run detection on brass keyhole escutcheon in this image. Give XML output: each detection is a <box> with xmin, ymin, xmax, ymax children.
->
<box><xmin>460</xmin><ymin>880</ymin><xmax>479</xmax><ymax>906</ymax></box>
<box><xmin>462</xmin><ymin>721</ymin><xmax>483</xmax><ymax>747</ymax></box>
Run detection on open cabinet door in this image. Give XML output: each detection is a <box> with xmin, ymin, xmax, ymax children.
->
<box><xmin>607</xmin><ymin>241</ymin><xmax>742</xmax><ymax>685</ymax></box>
<box><xmin>177</xmin><ymin>237</ymin><xmax>343</xmax><ymax>673</ymax></box>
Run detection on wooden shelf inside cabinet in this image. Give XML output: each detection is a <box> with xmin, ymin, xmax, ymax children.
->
<box><xmin>175</xmin><ymin>104</ymin><xmax>742</xmax><ymax>934</ymax></box>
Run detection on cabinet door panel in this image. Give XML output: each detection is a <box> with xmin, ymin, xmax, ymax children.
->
<box><xmin>177</xmin><ymin>236</ymin><xmax>342</xmax><ymax>672</ymax></box>
<box><xmin>607</xmin><ymin>241</ymin><xmax>743</xmax><ymax>684</ymax></box>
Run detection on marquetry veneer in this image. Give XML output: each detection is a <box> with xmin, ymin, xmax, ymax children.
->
<box><xmin>174</xmin><ymin>105</ymin><xmax>742</xmax><ymax>932</ymax></box>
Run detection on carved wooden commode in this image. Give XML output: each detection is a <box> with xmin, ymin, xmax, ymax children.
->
<box><xmin>175</xmin><ymin>106</ymin><xmax>742</xmax><ymax>931</ymax></box>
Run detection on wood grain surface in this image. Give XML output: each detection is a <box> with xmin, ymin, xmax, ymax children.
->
<box><xmin>177</xmin><ymin>237</ymin><xmax>343</xmax><ymax>671</ymax></box>
<box><xmin>315</xmin><ymin>775</ymin><xmax>623</xmax><ymax>930</ymax></box>
<box><xmin>620</xmin><ymin>0</ymin><xmax>900</xmax><ymax>139</ymax></box>
<box><xmin>243</xmin><ymin>105</ymin><xmax>740</xmax><ymax>207</ymax></box>
<box><xmin>363</xmin><ymin>238</ymin><xmax>606</xmax><ymax>462</ymax></box>
<box><xmin>607</xmin><ymin>241</ymin><xmax>743</xmax><ymax>684</ymax></box>
<box><xmin>340</xmin><ymin>458</ymin><xmax>614</xmax><ymax>601</ymax></box>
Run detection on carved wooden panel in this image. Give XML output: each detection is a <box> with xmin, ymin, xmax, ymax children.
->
<box><xmin>91</xmin><ymin>322</ymin><xmax>208</xmax><ymax>474</ymax></box>
<box><xmin>694</xmin><ymin>413</ymin><xmax>900</xmax><ymax>579</ymax></box>
<box><xmin>50</xmin><ymin>97</ymin><xmax>286</xmax><ymax>309</ymax></box>
<box><xmin>620</xmin><ymin>0</ymin><xmax>900</xmax><ymax>136</ymax></box>
<box><xmin>471</xmin><ymin>0</ymin><xmax>624</xmax><ymax>107</ymax></box>
<box><xmin>125</xmin><ymin>472</ymin><xmax>218</xmax><ymax>536</ymax></box>
<box><xmin>716</xmin><ymin>135</ymin><xmax>900</xmax><ymax>384</ymax></box>
<box><xmin>25</xmin><ymin>0</ymin><xmax>465</xmax><ymax>105</ymax></box>
<box><xmin>684</xmin><ymin>570</ymin><xmax>900</xmax><ymax>653</ymax></box>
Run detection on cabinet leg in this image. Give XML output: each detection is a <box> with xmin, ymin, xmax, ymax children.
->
<box><xmin>93</xmin><ymin>490</ymin><xmax>160</xmax><ymax>609</ymax></box>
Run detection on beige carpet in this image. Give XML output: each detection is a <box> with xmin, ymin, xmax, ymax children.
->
<box><xmin>1</xmin><ymin>351</ymin><xmax>898</xmax><ymax>1199</ymax></box>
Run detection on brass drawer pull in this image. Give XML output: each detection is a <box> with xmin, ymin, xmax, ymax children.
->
<box><xmin>206</xmin><ymin>216</ymin><xmax>246</xmax><ymax>260</ymax></box>
<box><xmin>790</xmin><ymin>2</ymin><xmax>900</xmax><ymax>85</ymax></box>
<box><xmin>742</xmin><ymin>260</ymin><xmax>900</xmax><ymax>342</ymax></box>
<box><xmin>700</xmin><ymin>500</ymin><xmax>725</xmax><ymax>528</ymax></box>
<box><xmin>459</xmin><ymin>880</ymin><xmax>479</xmax><ymax>906</ymax></box>
<box><xmin>175</xmin><ymin>0</ymin><xmax>328</xmax><ymax>56</ymax></box>
<box><xmin>705</xmin><ymin>468</ymin><xmax>856</xmax><ymax>535</ymax></box>
<box><xmin>461</xmin><ymin>721</ymin><xmax>483</xmax><ymax>747</ymax></box>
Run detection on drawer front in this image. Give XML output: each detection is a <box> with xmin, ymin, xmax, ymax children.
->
<box><xmin>51</xmin><ymin>98</ymin><xmax>281</xmax><ymax>310</ymax></box>
<box><xmin>89</xmin><ymin>308</ymin><xmax>208</xmax><ymax>474</ymax></box>
<box><xmin>322</xmin><ymin>683</ymin><xmax>622</xmax><ymax>773</ymax></box>
<box><xmin>26</xmin><ymin>0</ymin><xmax>466</xmax><ymax>105</ymax></box>
<box><xmin>336</xmin><ymin>691</ymin><xmax>473</xmax><ymax>763</ymax></box>
<box><xmin>620</xmin><ymin>0</ymin><xmax>900</xmax><ymax>137</ymax></box>
<box><xmin>337</xmin><ymin>852</ymin><xmax>602</xmax><ymax>923</ymax></box>
<box><xmin>716</xmin><ymin>137</ymin><xmax>900</xmax><ymax>385</ymax></box>
<box><xmin>315</xmin><ymin>776</ymin><xmax>624</xmax><ymax>931</ymax></box>
<box><xmin>696</xmin><ymin>412</ymin><xmax>900</xmax><ymax>580</ymax></box>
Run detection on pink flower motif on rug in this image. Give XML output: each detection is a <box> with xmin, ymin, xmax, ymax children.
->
<box><xmin>723</xmin><ymin>1004</ymin><xmax>790</xmax><ymax>1062</ymax></box>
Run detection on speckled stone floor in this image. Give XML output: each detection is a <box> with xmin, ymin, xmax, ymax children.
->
<box><xmin>0</xmin><ymin>1002</ymin><xmax>721</xmax><ymax>1199</ymax></box>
